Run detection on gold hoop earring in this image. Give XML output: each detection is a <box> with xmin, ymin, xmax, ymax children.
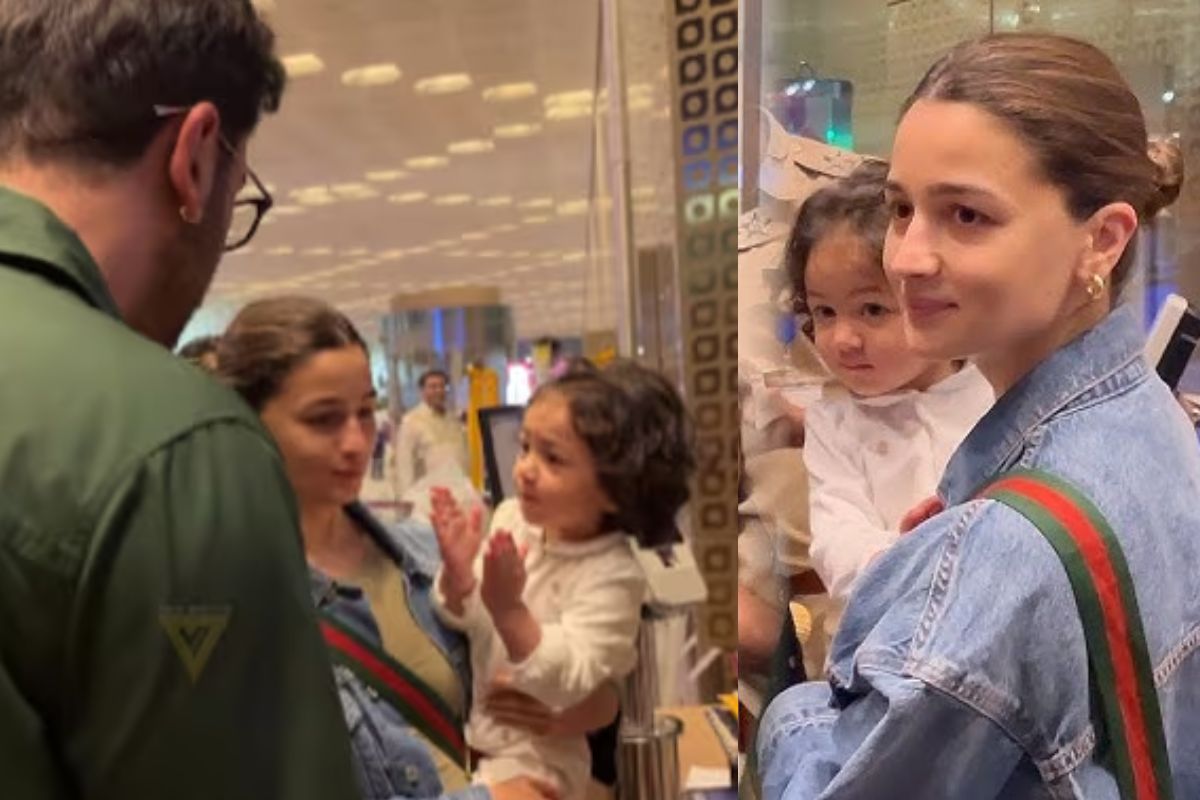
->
<box><xmin>1085</xmin><ymin>274</ymin><xmax>1106</xmax><ymax>301</ymax></box>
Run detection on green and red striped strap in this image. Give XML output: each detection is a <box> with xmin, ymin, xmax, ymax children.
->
<box><xmin>319</xmin><ymin>613</ymin><xmax>467</xmax><ymax>767</ymax></box>
<box><xmin>978</xmin><ymin>469</ymin><xmax>1172</xmax><ymax>800</ymax></box>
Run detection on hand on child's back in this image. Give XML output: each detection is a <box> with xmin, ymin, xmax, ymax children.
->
<box><xmin>899</xmin><ymin>495</ymin><xmax>945</xmax><ymax>534</ymax></box>
<box><xmin>489</xmin><ymin>775</ymin><xmax>560</xmax><ymax>800</ymax></box>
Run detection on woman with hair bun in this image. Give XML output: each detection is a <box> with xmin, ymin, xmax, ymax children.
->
<box><xmin>758</xmin><ymin>33</ymin><xmax>1198</xmax><ymax>799</ymax></box>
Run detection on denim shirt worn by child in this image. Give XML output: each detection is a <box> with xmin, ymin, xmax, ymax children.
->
<box><xmin>759</xmin><ymin>305</ymin><xmax>1200</xmax><ymax>799</ymax></box>
<box><xmin>313</xmin><ymin>504</ymin><xmax>487</xmax><ymax>800</ymax></box>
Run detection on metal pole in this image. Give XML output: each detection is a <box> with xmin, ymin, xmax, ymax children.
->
<box><xmin>600</xmin><ymin>0</ymin><xmax>638</xmax><ymax>357</ymax></box>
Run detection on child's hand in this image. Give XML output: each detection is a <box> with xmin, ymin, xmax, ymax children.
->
<box><xmin>430</xmin><ymin>487</ymin><xmax>483</xmax><ymax>597</ymax></box>
<box><xmin>481</xmin><ymin>530</ymin><xmax>528</xmax><ymax>616</ymax></box>
<box><xmin>899</xmin><ymin>495</ymin><xmax>945</xmax><ymax>534</ymax></box>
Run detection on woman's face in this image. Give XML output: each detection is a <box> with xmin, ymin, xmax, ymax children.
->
<box><xmin>883</xmin><ymin>99</ymin><xmax>1093</xmax><ymax>366</ymax></box>
<box><xmin>260</xmin><ymin>346</ymin><xmax>377</xmax><ymax>511</ymax></box>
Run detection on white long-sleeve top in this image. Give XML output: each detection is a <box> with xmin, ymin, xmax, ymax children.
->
<box><xmin>806</xmin><ymin>364</ymin><xmax>994</xmax><ymax>603</ymax></box>
<box><xmin>432</xmin><ymin>500</ymin><xmax>646</xmax><ymax>796</ymax></box>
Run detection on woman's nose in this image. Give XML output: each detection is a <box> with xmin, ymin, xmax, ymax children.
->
<box><xmin>885</xmin><ymin>213</ymin><xmax>940</xmax><ymax>280</ymax></box>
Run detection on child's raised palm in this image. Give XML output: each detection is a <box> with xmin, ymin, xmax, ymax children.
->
<box><xmin>430</xmin><ymin>487</ymin><xmax>484</xmax><ymax>594</ymax></box>
<box><xmin>481</xmin><ymin>530</ymin><xmax>528</xmax><ymax>615</ymax></box>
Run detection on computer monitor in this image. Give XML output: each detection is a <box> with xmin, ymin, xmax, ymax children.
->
<box><xmin>1145</xmin><ymin>294</ymin><xmax>1200</xmax><ymax>390</ymax></box>
<box><xmin>478</xmin><ymin>405</ymin><xmax>525</xmax><ymax>504</ymax></box>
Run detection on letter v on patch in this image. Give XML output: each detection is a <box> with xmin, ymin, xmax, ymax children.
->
<box><xmin>159</xmin><ymin>606</ymin><xmax>232</xmax><ymax>684</ymax></box>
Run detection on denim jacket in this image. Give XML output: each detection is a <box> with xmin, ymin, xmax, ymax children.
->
<box><xmin>313</xmin><ymin>504</ymin><xmax>489</xmax><ymax>800</ymax></box>
<box><xmin>759</xmin><ymin>305</ymin><xmax>1200</xmax><ymax>799</ymax></box>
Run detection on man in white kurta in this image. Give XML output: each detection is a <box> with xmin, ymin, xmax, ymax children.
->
<box><xmin>395</xmin><ymin>369</ymin><xmax>469</xmax><ymax>496</ymax></box>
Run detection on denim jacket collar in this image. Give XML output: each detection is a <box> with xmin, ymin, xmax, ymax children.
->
<box><xmin>311</xmin><ymin>503</ymin><xmax>440</xmax><ymax>606</ymax></box>
<box><xmin>939</xmin><ymin>304</ymin><xmax>1147</xmax><ymax>505</ymax></box>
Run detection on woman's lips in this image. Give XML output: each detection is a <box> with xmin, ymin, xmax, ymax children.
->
<box><xmin>905</xmin><ymin>296</ymin><xmax>957</xmax><ymax>321</ymax></box>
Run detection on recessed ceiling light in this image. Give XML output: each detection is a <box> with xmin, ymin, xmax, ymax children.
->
<box><xmin>414</xmin><ymin>73</ymin><xmax>473</xmax><ymax>95</ymax></box>
<box><xmin>289</xmin><ymin>185</ymin><xmax>338</xmax><ymax>206</ymax></box>
<box><xmin>628</xmin><ymin>95</ymin><xmax>654</xmax><ymax>112</ymax></box>
<box><xmin>478</xmin><ymin>249</ymin><xmax>502</xmax><ymax>258</ymax></box>
<box><xmin>545</xmin><ymin>104</ymin><xmax>593</xmax><ymax>122</ymax></box>
<box><xmin>341</xmin><ymin>247</ymin><xmax>370</xmax><ymax>257</ymax></box>
<box><xmin>544</xmin><ymin>90</ymin><xmax>594</xmax><ymax>108</ymax></box>
<box><xmin>341</xmin><ymin>63</ymin><xmax>402</xmax><ymax>87</ymax></box>
<box><xmin>557</xmin><ymin>199</ymin><xmax>588</xmax><ymax>216</ymax></box>
<box><xmin>563</xmin><ymin>250</ymin><xmax>586</xmax><ymax>262</ymax></box>
<box><xmin>266</xmin><ymin>246</ymin><xmax>294</xmax><ymax>256</ymax></box>
<box><xmin>493</xmin><ymin>122</ymin><xmax>543</xmax><ymax>139</ymax></box>
<box><xmin>478</xmin><ymin>195</ymin><xmax>513</xmax><ymax>207</ymax></box>
<box><xmin>271</xmin><ymin>205</ymin><xmax>306</xmax><ymax>216</ymax></box>
<box><xmin>448</xmin><ymin>249</ymin><xmax>471</xmax><ymax>257</ymax></box>
<box><xmin>519</xmin><ymin>197</ymin><xmax>553</xmax><ymax>210</ymax></box>
<box><xmin>433</xmin><ymin>194</ymin><xmax>473</xmax><ymax>206</ymax></box>
<box><xmin>461</xmin><ymin>232</ymin><xmax>490</xmax><ymax>241</ymax></box>
<box><xmin>379</xmin><ymin>249</ymin><xmax>406</xmax><ymax>260</ymax></box>
<box><xmin>511</xmin><ymin>250</ymin><xmax>531</xmax><ymax>258</ymax></box>
<box><xmin>522</xmin><ymin>216</ymin><xmax>550</xmax><ymax>225</ymax></box>
<box><xmin>491</xmin><ymin>224</ymin><xmax>520</xmax><ymax>233</ymax></box>
<box><xmin>631</xmin><ymin>185</ymin><xmax>657</xmax><ymax>200</ymax></box>
<box><xmin>482</xmin><ymin>82</ymin><xmax>539</xmax><ymax>102</ymax></box>
<box><xmin>282</xmin><ymin>53</ymin><xmax>325</xmax><ymax>78</ymax></box>
<box><xmin>303</xmin><ymin>246</ymin><xmax>333</xmax><ymax>257</ymax></box>
<box><xmin>446</xmin><ymin>139</ymin><xmax>495</xmax><ymax>155</ymax></box>
<box><xmin>407</xmin><ymin>245</ymin><xmax>432</xmax><ymax>255</ymax></box>
<box><xmin>331</xmin><ymin>182</ymin><xmax>379</xmax><ymax>199</ymax></box>
<box><xmin>388</xmin><ymin>191</ymin><xmax>428</xmax><ymax>204</ymax></box>
<box><xmin>405</xmin><ymin>155</ymin><xmax>450</xmax><ymax>170</ymax></box>
<box><xmin>432</xmin><ymin>239</ymin><xmax>457</xmax><ymax>248</ymax></box>
<box><xmin>366</xmin><ymin>169</ymin><xmax>409</xmax><ymax>183</ymax></box>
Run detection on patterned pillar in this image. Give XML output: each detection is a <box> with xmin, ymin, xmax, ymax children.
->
<box><xmin>663</xmin><ymin>0</ymin><xmax>739</xmax><ymax>652</ymax></box>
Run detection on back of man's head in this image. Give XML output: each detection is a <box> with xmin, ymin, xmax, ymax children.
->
<box><xmin>0</xmin><ymin>0</ymin><xmax>285</xmax><ymax>167</ymax></box>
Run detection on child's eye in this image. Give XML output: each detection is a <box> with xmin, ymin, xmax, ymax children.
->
<box><xmin>811</xmin><ymin>306</ymin><xmax>835</xmax><ymax>321</ymax></box>
<box><xmin>862</xmin><ymin>303</ymin><xmax>890</xmax><ymax>318</ymax></box>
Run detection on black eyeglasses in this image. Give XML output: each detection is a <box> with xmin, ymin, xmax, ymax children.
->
<box><xmin>153</xmin><ymin>104</ymin><xmax>274</xmax><ymax>251</ymax></box>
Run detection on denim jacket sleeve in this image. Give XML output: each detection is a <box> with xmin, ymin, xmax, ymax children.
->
<box><xmin>757</xmin><ymin>668</ymin><xmax>1026</xmax><ymax>800</ymax></box>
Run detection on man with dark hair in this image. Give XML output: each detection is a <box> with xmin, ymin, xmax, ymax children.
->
<box><xmin>396</xmin><ymin>369</ymin><xmax>469</xmax><ymax>495</ymax></box>
<box><xmin>0</xmin><ymin>2</ymin><xmax>358</xmax><ymax>798</ymax></box>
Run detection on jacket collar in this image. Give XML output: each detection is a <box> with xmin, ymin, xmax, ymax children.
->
<box><xmin>939</xmin><ymin>304</ymin><xmax>1147</xmax><ymax>504</ymax></box>
<box><xmin>0</xmin><ymin>185</ymin><xmax>121</xmax><ymax>318</ymax></box>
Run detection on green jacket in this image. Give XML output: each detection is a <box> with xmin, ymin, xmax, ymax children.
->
<box><xmin>0</xmin><ymin>188</ymin><xmax>359</xmax><ymax>799</ymax></box>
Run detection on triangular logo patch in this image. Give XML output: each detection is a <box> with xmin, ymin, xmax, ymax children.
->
<box><xmin>159</xmin><ymin>607</ymin><xmax>231</xmax><ymax>684</ymax></box>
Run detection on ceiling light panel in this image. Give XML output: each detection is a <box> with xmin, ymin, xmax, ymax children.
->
<box><xmin>479</xmin><ymin>195</ymin><xmax>513</xmax><ymax>207</ymax></box>
<box><xmin>446</xmin><ymin>139</ymin><xmax>495</xmax><ymax>155</ymax></box>
<box><xmin>366</xmin><ymin>169</ymin><xmax>409</xmax><ymax>183</ymax></box>
<box><xmin>388</xmin><ymin>191</ymin><xmax>428</xmax><ymax>204</ymax></box>
<box><xmin>414</xmin><ymin>73</ymin><xmax>473</xmax><ymax>95</ymax></box>
<box><xmin>283</xmin><ymin>53</ymin><xmax>325</xmax><ymax>78</ymax></box>
<box><xmin>405</xmin><ymin>155</ymin><xmax>450</xmax><ymax>170</ymax></box>
<box><xmin>341</xmin><ymin>63</ymin><xmax>402</xmax><ymax>87</ymax></box>
<box><xmin>493</xmin><ymin>122</ymin><xmax>543</xmax><ymax>139</ymax></box>
<box><xmin>433</xmin><ymin>194</ymin><xmax>472</xmax><ymax>206</ymax></box>
<box><xmin>482</xmin><ymin>82</ymin><xmax>539</xmax><ymax>102</ymax></box>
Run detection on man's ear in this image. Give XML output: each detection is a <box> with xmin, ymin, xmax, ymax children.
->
<box><xmin>1077</xmin><ymin>201</ymin><xmax>1138</xmax><ymax>285</ymax></box>
<box><xmin>166</xmin><ymin>102</ymin><xmax>223</xmax><ymax>224</ymax></box>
